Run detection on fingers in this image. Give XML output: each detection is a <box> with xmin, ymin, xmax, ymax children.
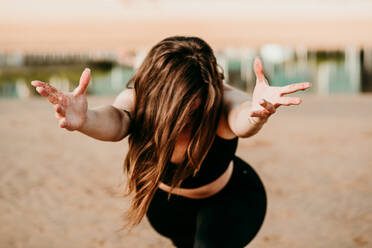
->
<box><xmin>250</xmin><ymin>99</ymin><xmax>276</xmax><ymax>118</ymax></box>
<box><xmin>56</xmin><ymin>111</ymin><xmax>71</xmax><ymax>130</ymax></box>
<box><xmin>35</xmin><ymin>86</ymin><xmax>48</xmax><ymax>97</ymax></box>
<box><xmin>279</xmin><ymin>82</ymin><xmax>312</xmax><ymax>96</ymax></box>
<box><xmin>31</xmin><ymin>81</ymin><xmax>60</xmax><ymax>104</ymax></box>
<box><xmin>250</xmin><ymin>109</ymin><xmax>270</xmax><ymax>118</ymax></box>
<box><xmin>275</xmin><ymin>97</ymin><xmax>302</xmax><ymax>107</ymax></box>
<box><xmin>73</xmin><ymin>68</ymin><xmax>91</xmax><ymax>96</ymax></box>
<box><xmin>35</xmin><ymin>86</ymin><xmax>59</xmax><ymax>104</ymax></box>
<box><xmin>251</xmin><ymin>96</ymin><xmax>302</xmax><ymax>117</ymax></box>
<box><xmin>58</xmin><ymin>118</ymin><xmax>68</xmax><ymax>128</ymax></box>
<box><xmin>31</xmin><ymin>80</ymin><xmax>58</xmax><ymax>94</ymax></box>
<box><xmin>272</xmin><ymin>82</ymin><xmax>310</xmax><ymax>108</ymax></box>
<box><xmin>54</xmin><ymin>104</ymin><xmax>66</xmax><ymax>116</ymax></box>
<box><xmin>254</xmin><ymin>56</ymin><xmax>265</xmax><ymax>83</ymax></box>
<box><xmin>53</xmin><ymin>104</ymin><xmax>68</xmax><ymax>129</ymax></box>
<box><xmin>31</xmin><ymin>80</ymin><xmax>72</xmax><ymax>130</ymax></box>
<box><xmin>259</xmin><ymin>99</ymin><xmax>276</xmax><ymax>113</ymax></box>
<box><xmin>53</xmin><ymin>106</ymin><xmax>68</xmax><ymax>129</ymax></box>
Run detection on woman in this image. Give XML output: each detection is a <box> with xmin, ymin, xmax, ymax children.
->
<box><xmin>31</xmin><ymin>36</ymin><xmax>311</xmax><ymax>247</ymax></box>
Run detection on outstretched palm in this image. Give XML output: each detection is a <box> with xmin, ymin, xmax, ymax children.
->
<box><xmin>249</xmin><ymin>57</ymin><xmax>311</xmax><ymax>119</ymax></box>
<box><xmin>31</xmin><ymin>68</ymin><xmax>91</xmax><ymax>131</ymax></box>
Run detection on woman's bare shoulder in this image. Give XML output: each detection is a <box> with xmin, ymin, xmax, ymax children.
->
<box><xmin>112</xmin><ymin>87</ymin><xmax>136</xmax><ymax>114</ymax></box>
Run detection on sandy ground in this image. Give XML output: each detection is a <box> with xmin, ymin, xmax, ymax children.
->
<box><xmin>0</xmin><ymin>94</ymin><xmax>372</xmax><ymax>248</ymax></box>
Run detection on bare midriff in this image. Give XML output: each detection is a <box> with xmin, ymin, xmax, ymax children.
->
<box><xmin>158</xmin><ymin>161</ymin><xmax>234</xmax><ymax>199</ymax></box>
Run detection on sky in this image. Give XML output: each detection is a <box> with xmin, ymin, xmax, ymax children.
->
<box><xmin>1</xmin><ymin>0</ymin><xmax>372</xmax><ymax>22</ymax></box>
<box><xmin>1</xmin><ymin>0</ymin><xmax>371</xmax><ymax>52</ymax></box>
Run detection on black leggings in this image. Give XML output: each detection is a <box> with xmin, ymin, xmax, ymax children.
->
<box><xmin>146</xmin><ymin>156</ymin><xmax>267</xmax><ymax>248</ymax></box>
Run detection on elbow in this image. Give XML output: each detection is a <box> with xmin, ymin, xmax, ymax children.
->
<box><xmin>110</xmin><ymin>135</ymin><xmax>127</xmax><ymax>142</ymax></box>
<box><xmin>95</xmin><ymin>136</ymin><xmax>123</xmax><ymax>142</ymax></box>
<box><xmin>111</xmin><ymin>126</ymin><xmax>130</xmax><ymax>142</ymax></box>
<box><xmin>237</xmin><ymin>131</ymin><xmax>259</xmax><ymax>139</ymax></box>
<box><xmin>96</xmin><ymin>129</ymin><xmax>128</xmax><ymax>142</ymax></box>
<box><xmin>109</xmin><ymin>137</ymin><xmax>123</xmax><ymax>142</ymax></box>
<box><xmin>230</xmin><ymin>124</ymin><xmax>261</xmax><ymax>139</ymax></box>
<box><xmin>234</xmin><ymin>129</ymin><xmax>258</xmax><ymax>139</ymax></box>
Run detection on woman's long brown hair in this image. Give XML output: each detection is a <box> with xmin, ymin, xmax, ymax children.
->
<box><xmin>122</xmin><ymin>36</ymin><xmax>224</xmax><ymax>229</ymax></box>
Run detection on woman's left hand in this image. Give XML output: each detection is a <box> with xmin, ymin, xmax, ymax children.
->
<box><xmin>249</xmin><ymin>57</ymin><xmax>312</xmax><ymax>119</ymax></box>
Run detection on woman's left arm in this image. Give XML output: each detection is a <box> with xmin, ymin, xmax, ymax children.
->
<box><xmin>224</xmin><ymin>57</ymin><xmax>312</xmax><ymax>138</ymax></box>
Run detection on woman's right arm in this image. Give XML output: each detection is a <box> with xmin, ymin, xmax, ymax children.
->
<box><xmin>77</xmin><ymin>105</ymin><xmax>131</xmax><ymax>142</ymax></box>
<box><xmin>31</xmin><ymin>68</ymin><xmax>134</xmax><ymax>142</ymax></box>
<box><xmin>78</xmin><ymin>88</ymin><xmax>135</xmax><ymax>141</ymax></box>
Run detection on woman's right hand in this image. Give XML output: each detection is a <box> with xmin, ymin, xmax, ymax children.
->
<box><xmin>31</xmin><ymin>68</ymin><xmax>91</xmax><ymax>131</ymax></box>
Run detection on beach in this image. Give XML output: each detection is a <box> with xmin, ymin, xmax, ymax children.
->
<box><xmin>0</xmin><ymin>94</ymin><xmax>371</xmax><ymax>247</ymax></box>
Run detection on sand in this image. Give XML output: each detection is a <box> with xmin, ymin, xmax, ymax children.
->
<box><xmin>0</xmin><ymin>94</ymin><xmax>372</xmax><ymax>247</ymax></box>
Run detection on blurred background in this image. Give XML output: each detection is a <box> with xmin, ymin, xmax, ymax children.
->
<box><xmin>0</xmin><ymin>0</ymin><xmax>371</xmax><ymax>247</ymax></box>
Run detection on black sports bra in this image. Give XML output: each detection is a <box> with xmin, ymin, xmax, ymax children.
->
<box><xmin>160</xmin><ymin>134</ymin><xmax>238</xmax><ymax>189</ymax></box>
<box><xmin>121</xmin><ymin>109</ymin><xmax>238</xmax><ymax>189</ymax></box>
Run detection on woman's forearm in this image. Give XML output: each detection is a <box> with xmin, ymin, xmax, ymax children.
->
<box><xmin>229</xmin><ymin>101</ymin><xmax>268</xmax><ymax>138</ymax></box>
<box><xmin>77</xmin><ymin>105</ymin><xmax>129</xmax><ymax>142</ymax></box>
